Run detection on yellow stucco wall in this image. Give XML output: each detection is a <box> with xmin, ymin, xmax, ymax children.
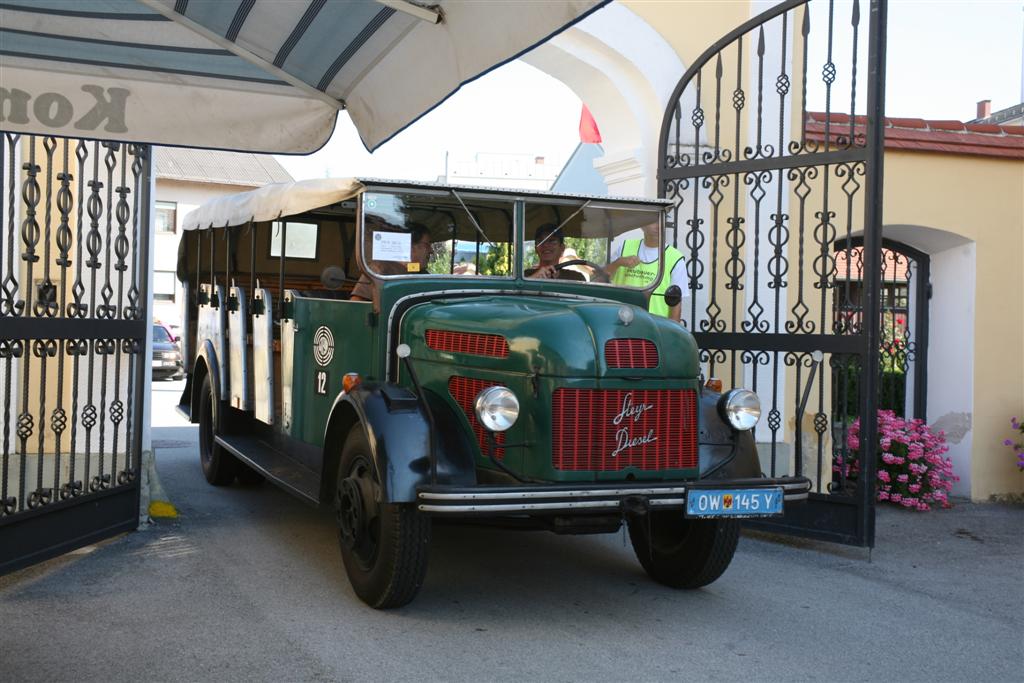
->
<box><xmin>623</xmin><ymin>0</ymin><xmax>750</xmax><ymax>67</ymax></box>
<box><xmin>623</xmin><ymin>0</ymin><xmax>749</xmax><ymax>143</ymax></box>
<box><xmin>883</xmin><ymin>150</ymin><xmax>1024</xmax><ymax>500</ymax></box>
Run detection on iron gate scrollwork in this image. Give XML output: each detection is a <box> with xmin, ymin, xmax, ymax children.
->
<box><xmin>832</xmin><ymin>237</ymin><xmax>929</xmax><ymax>422</ymax></box>
<box><xmin>658</xmin><ymin>0</ymin><xmax>888</xmax><ymax>545</ymax></box>
<box><xmin>1</xmin><ymin>133</ymin><xmax>150</xmax><ymax>573</ymax></box>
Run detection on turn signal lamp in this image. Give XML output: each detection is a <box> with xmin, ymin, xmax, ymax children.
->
<box><xmin>343</xmin><ymin>372</ymin><xmax>361</xmax><ymax>393</ymax></box>
<box><xmin>705</xmin><ymin>377</ymin><xmax>723</xmax><ymax>393</ymax></box>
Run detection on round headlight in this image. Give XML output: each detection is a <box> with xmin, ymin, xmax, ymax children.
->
<box><xmin>720</xmin><ymin>389</ymin><xmax>761</xmax><ymax>431</ymax></box>
<box><xmin>474</xmin><ymin>386</ymin><xmax>519</xmax><ymax>432</ymax></box>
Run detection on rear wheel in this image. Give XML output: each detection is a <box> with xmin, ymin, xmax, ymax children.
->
<box><xmin>627</xmin><ymin>512</ymin><xmax>739</xmax><ymax>589</ymax></box>
<box><xmin>334</xmin><ymin>426</ymin><xmax>430</xmax><ymax>608</ymax></box>
<box><xmin>198</xmin><ymin>373</ymin><xmax>237</xmax><ymax>486</ymax></box>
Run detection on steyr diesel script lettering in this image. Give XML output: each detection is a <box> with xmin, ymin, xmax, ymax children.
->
<box><xmin>611</xmin><ymin>393</ymin><xmax>657</xmax><ymax>458</ymax></box>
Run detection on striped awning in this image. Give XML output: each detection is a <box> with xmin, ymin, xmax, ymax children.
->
<box><xmin>0</xmin><ymin>0</ymin><xmax>607</xmax><ymax>153</ymax></box>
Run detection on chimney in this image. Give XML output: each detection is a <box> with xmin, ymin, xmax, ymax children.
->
<box><xmin>976</xmin><ymin>99</ymin><xmax>991</xmax><ymax>120</ymax></box>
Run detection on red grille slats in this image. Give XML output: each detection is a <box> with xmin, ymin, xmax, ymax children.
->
<box><xmin>427</xmin><ymin>329</ymin><xmax>509</xmax><ymax>358</ymax></box>
<box><xmin>551</xmin><ymin>389</ymin><xmax>697</xmax><ymax>471</ymax></box>
<box><xmin>448</xmin><ymin>376</ymin><xmax>506</xmax><ymax>459</ymax></box>
<box><xmin>605</xmin><ymin>339</ymin><xmax>658</xmax><ymax>369</ymax></box>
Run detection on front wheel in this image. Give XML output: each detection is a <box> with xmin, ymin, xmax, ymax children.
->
<box><xmin>334</xmin><ymin>426</ymin><xmax>430</xmax><ymax>608</ymax></box>
<box><xmin>627</xmin><ymin>512</ymin><xmax>739</xmax><ymax>589</ymax></box>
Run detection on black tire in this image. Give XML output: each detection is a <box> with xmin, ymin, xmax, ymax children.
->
<box><xmin>627</xmin><ymin>512</ymin><xmax>739</xmax><ymax>589</ymax></box>
<box><xmin>198</xmin><ymin>373</ymin><xmax>237</xmax><ymax>486</ymax></box>
<box><xmin>334</xmin><ymin>426</ymin><xmax>430</xmax><ymax>609</ymax></box>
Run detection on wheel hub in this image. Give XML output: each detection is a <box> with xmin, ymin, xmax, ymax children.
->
<box><xmin>337</xmin><ymin>476</ymin><xmax>365</xmax><ymax>548</ymax></box>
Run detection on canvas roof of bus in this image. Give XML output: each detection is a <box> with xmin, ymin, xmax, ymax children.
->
<box><xmin>181</xmin><ymin>177</ymin><xmax>671</xmax><ymax>242</ymax></box>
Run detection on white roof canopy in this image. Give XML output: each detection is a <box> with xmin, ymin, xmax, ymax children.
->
<box><xmin>182</xmin><ymin>177</ymin><xmax>364</xmax><ymax>230</ymax></box>
<box><xmin>182</xmin><ymin>176</ymin><xmax>672</xmax><ymax>232</ymax></box>
<box><xmin>0</xmin><ymin>0</ymin><xmax>607</xmax><ymax>153</ymax></box>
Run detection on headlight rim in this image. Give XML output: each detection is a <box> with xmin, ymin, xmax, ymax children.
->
<box><xmin>718</xmin><ymin>388</ymin><xmax>761</xmax><ymax>431</ymax></box>
<box><xmin>473</xmin><ymin>385</ymin><xmax>520</xmax><ymax>433</ymax></box>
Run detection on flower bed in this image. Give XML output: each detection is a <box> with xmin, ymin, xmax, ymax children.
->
<box><xmin>834</xmin><ymin>410</ymin><xmax>957</xmax><ymax>510</ymax></box>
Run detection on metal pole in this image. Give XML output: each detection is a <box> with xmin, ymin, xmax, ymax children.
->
<box><xmin>278</xmin><ymin>222</ymin><xmax>286</xmax><ymax>319</ymax></box>
<box><xmin>857</xmin><ymin>0</ymin><xmax>888</xmax><ymax>549</ymax></box>
<box><xmin>134</xmin><ymin>145</ymin><xmax>153</xmax><ymax>526</ymax></box>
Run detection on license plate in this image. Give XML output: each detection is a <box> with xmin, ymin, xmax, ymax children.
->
<box><xmin>685</xmin><ymin>487</ymin><xmax>783</xmax><ymax>518</ymax></box>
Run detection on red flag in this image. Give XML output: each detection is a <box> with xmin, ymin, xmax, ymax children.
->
<box><xmin>579</xmin><ymin>104</ymin><xmax>602</xmax><ymax>143</ymax></box>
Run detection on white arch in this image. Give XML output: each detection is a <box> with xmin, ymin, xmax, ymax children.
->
<box><xmin>521</xmin><ymin>3</ymin><xmax>686</xmax><ymax>197</ymax></box>
<box><xmin>838</xmin><ymin>223</ymin><xmax>977</xmax><ymax>497</ymax></box>
<box><xmin>887</xmin><ymin>224</ymin><xmax>976</xmax><ymax>498</ymax></box>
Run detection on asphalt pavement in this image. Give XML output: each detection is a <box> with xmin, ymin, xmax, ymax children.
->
<box><xmin>1</xmin><ymin>377</ymin><xmax>1021</xmax><ymax>682</ymax></box>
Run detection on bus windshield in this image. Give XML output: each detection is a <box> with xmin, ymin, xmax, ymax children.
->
<box><xmin>362</xmin><ymin>191</ymin><xmax>516</xmax><ymax>279</ymax></box>
<box><xmin>523</xmin><ymin>201</ymin><xmax>664</xmax><ymax>289</ymax></box>
<box><xmin>360</xmin><ymin>190</ymin><xmax>665</xmax><ymax>288</ymax></box>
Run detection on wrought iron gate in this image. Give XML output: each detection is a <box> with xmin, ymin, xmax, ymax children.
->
<box><xmin>658</xmin><ymin>0</ymin><xmax>888</xmax><ymax>545</ymax></box>
<box><xmin>833</xmin><ymin>237</ymin><xmax>930</xmax><ymax>422</ymax></box>
<box><xmin>0</xmin><ymin>133</ymin><xmax>150</xmax><ymax>573</ymax></box>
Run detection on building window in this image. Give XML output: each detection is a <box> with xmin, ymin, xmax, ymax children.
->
<box><xmin>156</xmin><ymin>201</ymin><xmax>177</xmax><ymax>234</ymax></box>
<box><xmin>154</xmin><ymin>270</ymin><xmax>177</xmax><ymax>302</ymax></box>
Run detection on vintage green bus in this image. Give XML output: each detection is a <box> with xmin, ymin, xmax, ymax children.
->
<box><xmin>176</xmin><ymin>178</ymin><xmax>810</xmax><ymax>608</ymax></box>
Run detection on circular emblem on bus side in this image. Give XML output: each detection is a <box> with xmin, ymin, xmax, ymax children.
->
<box><xmin>313</xmin><ymin>326</ymin><xmax>334</xmax><ymax>367</ymax></box>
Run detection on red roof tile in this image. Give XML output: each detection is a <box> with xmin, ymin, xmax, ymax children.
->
<box><xmin>888</xmin><ymin>117</ymin><xmax>928</xmax><ymax>129</ymax></box>
<box><xmin>805</xmin><ymin>112</ymin><xmax>1024</xmax><ymax>159</ymax></box>
<box><xmin>927</xmin><ymin>120</ymin><xmax>966</xmax><ymax>131</ymax></box>
<box><xmin>835</xmin><ymin>246</ymin><xmax>911</xmax><ymax>282</ymax></box>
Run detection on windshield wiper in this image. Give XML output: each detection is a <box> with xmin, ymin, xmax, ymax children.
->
<box><xmin>535</xmin><ymin>200</ymin><xmax>591</xmax><ymax>248</ymax></box>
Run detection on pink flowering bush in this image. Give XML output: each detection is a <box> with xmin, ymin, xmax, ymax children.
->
<box><xmin>833</xmin><ymin>410</ymin><xmax>957</xmax><ymax>510</ymax></box>
<box><xmin>1004</xmin><ymin>417</ymin><xmax>1024</xmax><ymax>471</ymax></box>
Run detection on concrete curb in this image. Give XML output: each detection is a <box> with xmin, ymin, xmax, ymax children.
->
<box><xmin>140</xmin><ymin>447</ymin><xmax>178</xmax><ymax>525</ymax></box>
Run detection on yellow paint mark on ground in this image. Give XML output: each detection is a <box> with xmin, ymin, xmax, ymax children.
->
<box><xmin>149</xmin><ymin>500</ymin><xmax>179</xmax><ymax>519</ymax></box>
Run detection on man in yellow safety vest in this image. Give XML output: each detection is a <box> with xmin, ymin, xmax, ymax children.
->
<box><xmin>606</xmin><ymin>221</ymin><xmax>686</xmax><ymax>322</ymax></box>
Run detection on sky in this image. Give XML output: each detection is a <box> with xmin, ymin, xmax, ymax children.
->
<box><xmin>275</xmin><ymin>0</ymin><xmax>1024</xmax><ymax>185</ymax></box>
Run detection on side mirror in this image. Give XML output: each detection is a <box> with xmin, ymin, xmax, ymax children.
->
<box><xmin>320</xmin><ymin>265</ymin><xmax>347</xmax><ymax>290</ymax></box>
<box><xmin>664</xmin><ymin>285</ymin><xmax>683</xmax><ymax>308</ymax></box>
<box><xmin>173</xmin><ymin>336</ymin><xmax>180</xmax><ymax>342</ymax></box>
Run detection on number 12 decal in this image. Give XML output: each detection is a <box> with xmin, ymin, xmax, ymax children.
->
<box><xmin>315</xmin><ymin>370</ymin><xmax>329</xmax><ymax>395</ymax></box>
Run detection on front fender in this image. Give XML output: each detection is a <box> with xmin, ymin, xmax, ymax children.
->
<box><xmin>187</xmin><ymin>340</ymin><xmax>221</xmax><ymax>424</ymax></box>
<box><xmin>323</xmin><ymin>383</ymin><xmax>476</xmax><ymax>504</ymax></box>
<box><xmin>697</xmin><ymin>389</ymin><xmax>762</xmax><ymax>480</ymax></box>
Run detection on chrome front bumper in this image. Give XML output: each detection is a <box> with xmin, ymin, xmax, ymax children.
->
<box><xmin>416</xmin><ymin>476</ymin><xmax>811</xmax><ymax>515</ymax></box>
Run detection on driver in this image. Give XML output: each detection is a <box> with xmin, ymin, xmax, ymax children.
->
<box><xmin>525</xmin><ymin>224</ymin><xmax>586</xmax><ymax>281</ymax></box>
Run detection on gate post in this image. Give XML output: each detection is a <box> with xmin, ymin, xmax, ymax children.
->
<box><xmin>857</xmin><ymin>0</ymin><xmax>888</xmax><ymax>547</ymax></box>
<box><xmin>135</xmin><ymin>145</ymin><xmax>154</xmax><ymax>527</ymax></box>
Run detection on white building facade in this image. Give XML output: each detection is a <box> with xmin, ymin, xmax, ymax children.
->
<box><xmin>152</xmin><ymin>148</ymin><xmax>292</xmax><ymax>330</ymax></box>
